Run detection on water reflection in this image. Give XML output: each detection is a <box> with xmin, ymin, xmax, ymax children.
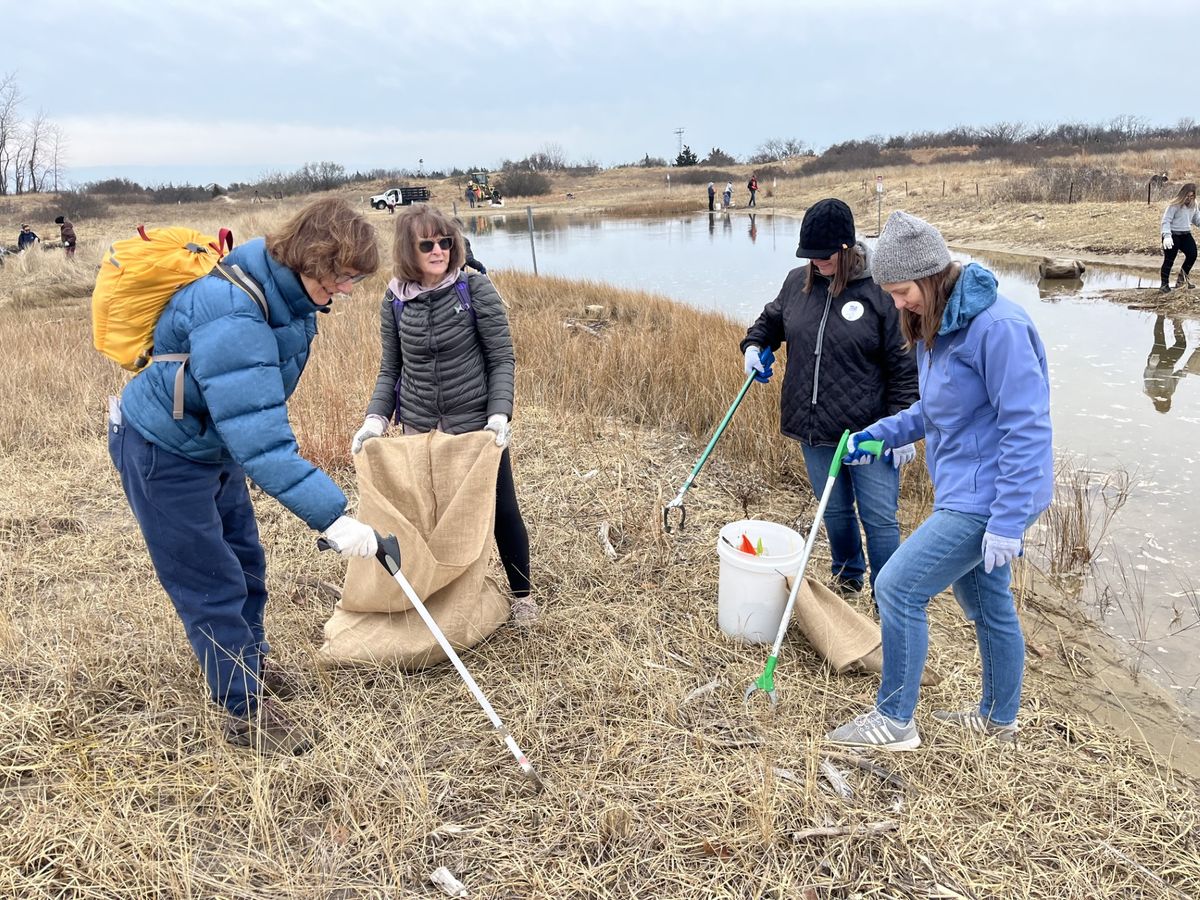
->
<box><xmin>1037</xmin><ymin>277</ymin><xmax>1085</xmax><ymax>301</ymax></box>
<box><xmin>749</xmin><ymin>214</ymin><xmax>758</xmax><ymax>243</ymax></box>
<box><xmin>1143</xmin><ymin>316</ymin><xmax>1199</xmax><ymax>413</ymax></box>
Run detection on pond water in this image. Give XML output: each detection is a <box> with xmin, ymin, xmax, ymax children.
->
<box><xmin>466</xmin><ymin>211</ymin><xmax>1200</xmax><ymax>712</ymax></box>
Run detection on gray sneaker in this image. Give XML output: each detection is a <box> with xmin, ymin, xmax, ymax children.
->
<box><xmin>933</xmin><ymin>708</ymin><xmax>1018</xmax><ymax>744</ymax></box>
<box><xmin>825</xmin><ymin>708</ymin><xmax>921</xmax><ymax>751</ymax></box>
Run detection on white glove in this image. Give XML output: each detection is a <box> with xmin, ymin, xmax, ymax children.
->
<box><xmin>484</xmin><ymin>413</ymin><xmax>511</xmax><ymax>448</ymax></box>
<box><xmin>743</xmin><ymin>345</ymin><xmax>764</xmax><ymax>377</ymax></box>
<box><xmin>890</xmin><ymin>443</ymin><xmax>917</xmax><ymax>469</ymax></box>
<box><xmin>981</xmin><ymin>531</ymin><xmax>1022</xmax><ymax>574</ymax></box>
<box><xmin>350</xmin><ymin>414</ymin><xmax>388</xmax><ymax>455</ymax></box>
<box><xmin>323</xmin><ymin>515</ymin><xmax>378</xmax><ymax>558</ymax></box>
<box><xmin>1163</xmin><ymin>234</ymin><xmax>1174</xmax><ymax>251</ymax></box>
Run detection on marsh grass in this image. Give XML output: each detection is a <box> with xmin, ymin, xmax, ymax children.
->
<box><xmin>1</xmin><ymin>201</ymin><xmax>1198</xmax><ymax>897</ymax></box>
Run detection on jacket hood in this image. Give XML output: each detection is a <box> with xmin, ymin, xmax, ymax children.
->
<box><xmin>939</xmin><ymin>262</ymin><xmax>998</xmax><ymax>335</ymax></box>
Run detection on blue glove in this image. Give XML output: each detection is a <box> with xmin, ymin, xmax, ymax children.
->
<box><xmin>982</xmin><ymin>531</ymin><xmax>1023</xmax><ymax>573</ymax></box>
<box><xmin>842</xmin><ymin>430</ymin><xmax>878</xmax><ymax>466</ymax></box>
<box><xmin>743</xmin><ymin>345</ymin><xmax>775</xmax><ymax>383</ymax></box>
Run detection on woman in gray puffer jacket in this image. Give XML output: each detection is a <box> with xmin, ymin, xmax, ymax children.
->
<box><xmin>351</xmin><ymin>204</ymin><xmax>531</xmax><ymax>608</ymax></box>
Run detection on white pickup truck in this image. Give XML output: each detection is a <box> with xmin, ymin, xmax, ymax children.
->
<box><xmin>369</xmin><ymin>186</ymin><xmax>432</xmax><ymax>209</ymax></box>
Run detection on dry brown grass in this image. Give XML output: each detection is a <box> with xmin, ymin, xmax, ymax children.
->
<box><xmin>2</xmin><ymin>195</ymin><xmax>1199</xmax><ymax>898</ymax></box>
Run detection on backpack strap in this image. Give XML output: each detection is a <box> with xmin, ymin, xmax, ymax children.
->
<box><xmin>454</xmin><ymin>279</ymin><xmax>476</xmax><ymax>320</ymax></box>
<box><xmin>214</xmin><ymin>262</ymin><xmax>269</xmax><ymax>323</ymax></box>
<box><xmin>151</xmin><ymin>264</ymin><xmax>270</xmax><ymax>420</ymax></box>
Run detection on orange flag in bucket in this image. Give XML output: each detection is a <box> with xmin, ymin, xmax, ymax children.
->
<box><xmin>739</xmin><ymin>533</ymin><xmax>757</xmax><ymax>555</ymax></box>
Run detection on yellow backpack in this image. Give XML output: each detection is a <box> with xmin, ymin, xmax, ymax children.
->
<box><xmin>92</xmin><ymin>225</ymin><xmax>268</xmax><ymax>418</ymax></box>
<box><xmin>92</xmin><ymin>225</ymin><xmax>266</xmax><ymax>371</ymax></box>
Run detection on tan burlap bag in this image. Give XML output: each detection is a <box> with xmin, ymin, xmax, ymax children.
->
<box><xmin>318</xmin><ymin>430</ymin><xmax>511</xmax><ymax>669</ymax></box>
<box><xmin>788</xmin><ymin>575</ymin><xmax>941</xmax><ymax>686</ymax></box>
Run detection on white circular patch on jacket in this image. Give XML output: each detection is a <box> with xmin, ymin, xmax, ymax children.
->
<box><xmin>841</xmin><ymin>301</ymin><xmax>864</xmax><ymax>322</ymax></box>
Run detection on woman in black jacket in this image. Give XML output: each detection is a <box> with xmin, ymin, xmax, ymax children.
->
<box><xmin>741</xmin><ymin>198</ymin><xmax>918</xmax><ymax>595</ymax></box>
<box><xmin>351</xmin><ymin>204</ymin><xmax>532</xmax><ymax>616</ymax></box>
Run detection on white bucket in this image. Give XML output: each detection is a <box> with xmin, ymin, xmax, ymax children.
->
<box><xmin>716</xmin><ymin>520</ymin><xmax>805</xmax><ymax>644</ymax></box>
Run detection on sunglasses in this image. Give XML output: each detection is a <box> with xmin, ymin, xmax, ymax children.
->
<box><xmin>418</xmin><ymin>237</ymin><xmax>454</xmax><ymax>253</ymax></box>
<box><xmin>331</xmin><ymin>272</ymin><xmax>368</xmax><ymax>286</ymax></box>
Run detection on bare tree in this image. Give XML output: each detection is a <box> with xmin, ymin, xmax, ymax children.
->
<box><xmin>0</xmin><ymin>72</ymin><xmax>24</xmax><ymax>195</ymax></box>
<box><xmin>749</xmin><ymin>137</ymin><xmax>808</xmax><ymax>164</ymax></box>
<box><xmin>24</xmin><ymin>108</ymin><xmax>49</xmax><ymax>192</ymax></box>
<box><xmin>47</xmin><ymin>123</ymin><xmax>67</xmax><ymax>192</ymax></box>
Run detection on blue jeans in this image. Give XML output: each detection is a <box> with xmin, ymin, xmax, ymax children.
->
<box><xmin>874</xmin><ymin>509</ymin><xmax>1036</xmax><ymax>725</ymax></box>
<box><xmin>109</xmin><ymin>422</ymin><xmax>269</xmax><ymax>717</ymax></box>
<box><xmin>800</xmin><ymin>444</ymin><xmax>901</xmax><ymax>589</ymax></box>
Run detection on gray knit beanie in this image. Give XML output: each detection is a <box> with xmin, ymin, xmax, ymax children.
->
<box><xmin>870</xmin><ymin>211</ymin><xmax>952</xmax><ymax>284</ymax></box>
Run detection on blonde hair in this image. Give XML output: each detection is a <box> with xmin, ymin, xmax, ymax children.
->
<box><xmin>392</xmin><ymin>204</ymin><xmax>467</xmax><ymax>282</ymax></box>
<box><xmin>265</xmin><ymin>197</ymin><xmax>378</xmax><ymax>281</ymax></box>
<box><xmin>898</xmin><ymin>262</ymin><xmax>962</xmax><ymax>350</ymax></box>
<box><xmin>1171</xmin><ymin>182</ymin><xmax>1197</xmax><ymax>207</ymax></box>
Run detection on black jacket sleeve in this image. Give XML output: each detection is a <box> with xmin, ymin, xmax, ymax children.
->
<box><xmin>880</xmin><ymin>300</ymin><xmax>919</xmax><ymax>415</ymax></box>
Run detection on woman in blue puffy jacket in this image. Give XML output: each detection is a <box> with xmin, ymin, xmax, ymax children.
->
<box><xmin>826</xmin><ymin>211</ymin><xmax>1053</xmax><ymax>752</ymax></box>
<box><xmin>110</xmin><ymin>198</ymin><xmax>380</xmax><ymax>754</ymax></box>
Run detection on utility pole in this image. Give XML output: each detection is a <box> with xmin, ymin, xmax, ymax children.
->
<box><xmin>674</xmin><ymin>127</ymin><xmax>685</xmax><ymax>157</ymax></box>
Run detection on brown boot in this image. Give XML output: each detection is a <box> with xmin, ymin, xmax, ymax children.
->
<box><xmin>259</xmin><ymin>658</ymin><xmax>302</xmax><ymax>700</ymax></box>
<box><xmin>224</xmin><ymin>698</ymin><xmax>316</xmax><ymax>755</ymax></box>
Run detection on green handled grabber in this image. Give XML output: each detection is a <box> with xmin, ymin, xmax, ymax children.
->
<box><xmin>744</xmin><ymin>429</ymin><xmax>885</xmax><ymax>706</ymax></box>
<box><xmin>664</xmin><ymin>346</ymin><xmax>775</xmax><ymax>533</ymax></box>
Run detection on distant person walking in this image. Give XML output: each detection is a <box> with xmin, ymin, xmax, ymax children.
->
<box><xmin>723</xmin><ymin>182</ymin><xmax>733</xmax><ymax>209</ymax></box>
<box><xmin>17</xmin><ymin>224</ymin><xmax>39</xmax><ymax>252</ymax></box>
<box><xmin>747</xmin><ymin>174</ymin><xmax>759</xmax><ymax>208</ymax></box>
<box><xmin>707</xmin><ymin>181</ymin><xmax>716</xmax><ymax>211</ymax></box>
<box><xmin>55</xmin><ymin>216</ymin><xmax>76</xmax><ymax>257</ymax></box>
<box><xmin>1160</xmin><ymin>182</ymin><xmax>1200</xmax><ymax>292</ymax></box>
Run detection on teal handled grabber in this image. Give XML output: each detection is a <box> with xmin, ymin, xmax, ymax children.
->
<box><xmin>664</xmin><ymin>346</ymin><xmax>774</xmax><ymax>533</ymax></box>
<box><xmin>744</xmin><ymin>429</ymin><xmax>885</xmax><ymax>706</ymax></box>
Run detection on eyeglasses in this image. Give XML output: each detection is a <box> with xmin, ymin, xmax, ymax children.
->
<box><xmin>331</xmin><ymin>272</ymin><xmax>368</xmax><ymax>286</ymax></box>
<box><xmin>418</xmin><ymin>237</ymin><xmax>454</xmax><ymax>253</ymax></box>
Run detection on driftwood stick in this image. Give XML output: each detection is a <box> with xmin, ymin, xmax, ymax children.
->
<box><xmin>1099</xmin><ymin>841</ymin><xmax>1196</xmax><ymax>900</ymax></box>
<box><xmin>792</xmin><ymin>819</ymin><xmax>898</xmax><ymax>841</ymax></box>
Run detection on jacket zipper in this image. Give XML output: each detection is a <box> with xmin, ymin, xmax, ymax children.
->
<box><xmin>810</xmin><ymin>289</ymin><xmax>834</xmax><ymax>407</ymax></box>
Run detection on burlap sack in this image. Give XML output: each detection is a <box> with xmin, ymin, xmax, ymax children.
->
<box><xmin>318</xmin><ymin>430</ymin><xmax>511</xmax><ymax>669</ymax></box>
<box><xmin>788</xmin><ymin>576</ymin><xmax>941</xmax><ymax>686</ymax></box>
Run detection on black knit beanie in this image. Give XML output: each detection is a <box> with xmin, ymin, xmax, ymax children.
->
<box><xmin>796</xmin><ymin>198</ymin><xmax>856</xmax><ymax>259</ymax></box>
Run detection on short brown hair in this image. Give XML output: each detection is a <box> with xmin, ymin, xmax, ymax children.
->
<box><xmin>266</xmin><ymin>197</ymin><xmax>379</xmax><ymax>281</ymax></box>
<box><xmin>897</xmin><ymin>262</ymin><xmax>962</xmax><ymax>349</ymax></box>
<box><xmin>392</xmin><ymin>204</ymin><xmax>466</xmax><ymax>282</ymax></box>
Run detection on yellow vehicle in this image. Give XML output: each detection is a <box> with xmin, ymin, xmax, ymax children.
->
<box><xmin>464</xmin><ymin>172</ymin><xmax>502</xmax><ymax>204</ymax></box>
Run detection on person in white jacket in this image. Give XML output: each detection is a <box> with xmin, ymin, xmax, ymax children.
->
<box><xmin>1160</xmin><ymin>182</ymin><xmax>1200</xmax><ymax>292</ymax></box>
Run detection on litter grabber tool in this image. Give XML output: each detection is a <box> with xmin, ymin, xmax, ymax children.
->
<box><xmin>318</xmin><ymin>531</ymin><xmax>545</xmax><ymax>793</ymax></box>
<box><xmin>663</xmin><ymin>345</ymin><xmax>775</xmax><ymax>533</ymax></box>
<box><xmin>744</xmin><ymin>430</ymin><xmax>884</xmax><ymax>706</ymax></box>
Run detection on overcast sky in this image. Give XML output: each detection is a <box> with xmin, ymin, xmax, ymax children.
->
<box><xmin>5</xmin><ymin>0</ymin><xmax>1178</xmax><ymax>186</ymax></box>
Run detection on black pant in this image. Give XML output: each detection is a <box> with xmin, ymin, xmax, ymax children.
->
<box><xmin>1161</xmin><ymin>231</ymin><xmax>1197</xmax><ymax>283</ymax></box>
<box><xmin>495</xmin><ymin>449</ymin><xmax>530</xmax><ymax>597</ymax></box>
<box><xmin>708</xmin><ymin>194</ymin><xmax>715</xmax><ymax>211</ymax></box>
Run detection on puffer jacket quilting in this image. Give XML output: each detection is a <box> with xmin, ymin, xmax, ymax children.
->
<box><xmin>366</xmin><ymin>272</ymin><xmax>515</xmax><ymax>433</ymax></box>
<box><xmin>741</xmin><ymin>245</ymin><xmax>918</xmax><ymax>446</ymax></box>
<box><xmin>118</xmin><ymin>238</ymin><xmax>347</xmax><ymax>531</ymax></box>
